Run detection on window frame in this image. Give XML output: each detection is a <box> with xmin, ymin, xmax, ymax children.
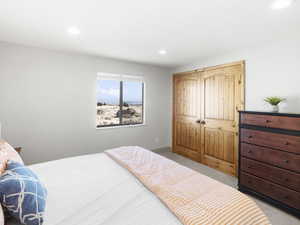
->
<box><xmin>96</xmin><ymin>73</ymin><xmax>145</xmax><ymax>129</ymax></box>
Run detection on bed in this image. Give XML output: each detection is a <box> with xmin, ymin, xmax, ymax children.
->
<box><xmin>7</xmin><ymin>146</ymin><xmax>270</xmax><ymax>225</ymax></box>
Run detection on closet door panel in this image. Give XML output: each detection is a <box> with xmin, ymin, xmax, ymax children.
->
<box><xmin>201</xmin><ymin>63</ymin><xmax>244</xmax><ymax>176</ymax></box>
<box><xmin>173</xmin><ymin>73</ymin><xmax>202</xmax><ymax>162</ymax></box>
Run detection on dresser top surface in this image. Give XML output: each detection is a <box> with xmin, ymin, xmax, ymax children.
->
<box><xmin>239</xmin><ymin>110</ymin><xmax>300</xmax><ymax>118</ymax></box>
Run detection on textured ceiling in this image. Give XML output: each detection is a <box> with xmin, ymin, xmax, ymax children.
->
<box><xmin>0</xmin><ymin>0</ymin><xmax>299</xmax><ymax>67</ymax></box>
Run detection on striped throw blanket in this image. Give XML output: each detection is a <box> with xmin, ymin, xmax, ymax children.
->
<box><xmin>105</xmin><ymin>146</ymin><xmax>271</xmax><ymax>225</ymax></box>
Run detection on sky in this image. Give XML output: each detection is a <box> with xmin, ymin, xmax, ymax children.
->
<box><xmin>97</xmin><ymin>79</ymin><xmax>143</xmax><ymax>104</ymax></box>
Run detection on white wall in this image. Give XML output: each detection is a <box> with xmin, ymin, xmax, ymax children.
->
<box><xmin>175</xmin><ymin>37</ymin><xmax>300</xmax><ymax>113</ymax></box>
<box><xmin>0</xmin><ymin>42</ymin><xmax>172</xmax><ymax>164</ymax></box>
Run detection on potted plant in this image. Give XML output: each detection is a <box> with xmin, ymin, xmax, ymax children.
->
<box><xmin>264</xmin><ymin>97</ymin><xmax>285</xmax><ymax>113</ymax></box>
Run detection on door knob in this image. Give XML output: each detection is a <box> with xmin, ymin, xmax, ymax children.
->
<box><xmin>200</xmin><ymin>120</ymin><xmax>206</xmax><ymax>125</ymax></box>
<box><xmin>196</xmin><ymin>119</ymin><xmax>201</xmax><ymax>123</ymax></box>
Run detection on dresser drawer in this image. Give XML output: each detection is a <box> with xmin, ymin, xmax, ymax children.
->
<box><xmin>241</xmin><ymin>143</ymin><xmax>300</xmax><ymax>173</ymax></box>
<box><xmin>240</xmin><ymin>172</ymin><xmax>300</xmax><ymax>210</ymax></box>
<box><xmin>241</xmin><ymin>113</ymin><xmax>300</xmax><ymax>131</ymax></box>
<box><xmin>241</xmin><ymin>157</ymin><xmax>300</xmax><ymax>191</ymax></box>
<box><xmin>241</xmin><ymin>128</ymin><xmax>300</xmax><ymax>154</ymax></box>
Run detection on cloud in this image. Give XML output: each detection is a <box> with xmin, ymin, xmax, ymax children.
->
<box><xmin>99</xmin><ymin>88</ymin><xmax>119</xmax><ymax>97</ymax></box>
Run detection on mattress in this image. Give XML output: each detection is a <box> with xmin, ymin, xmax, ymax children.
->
<box><xmin>7</xmin><ymin>153</ymin><xmax>181</xmax><ymax>225</ymax></box>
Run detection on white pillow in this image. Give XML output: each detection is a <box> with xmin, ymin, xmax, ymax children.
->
<box><xmin>0</xmin><ymin>141</ymin><xmax>24</xmax><ymax>174</ymax></box>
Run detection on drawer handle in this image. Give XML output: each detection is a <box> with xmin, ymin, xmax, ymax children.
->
<box><xmin>266</xmin><ymin>120</ymin><xmax>271</xmax><ymax>123</ymax></box>
<box><xmin>248</xmin><ymin>135</ymin><xmax>253</xmax><ymax>138</ymax></box>
<box><xmin>248</xmin><ymin>150</ymin><xmax>252</xmax><ymax>154</ymax></box>
<box><xmin>247</xmin><ymin>165</ymin><xmax>252</xmax><ymax>169</ymax></box>
<box><xmin>284</xmin><ymin>159</ymin><xmax>289</xmax><ymax>163</ymax></box>
<box><xmin>285</xmin><ymin>141</ymin><xmax>290</xmax><ymax>145</ymax></box>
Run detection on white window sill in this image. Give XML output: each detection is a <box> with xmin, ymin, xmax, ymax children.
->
<box><xmin>96</xmin><ymin>123</ymin><xmax>146</xmax><ymax>130</ymax></box>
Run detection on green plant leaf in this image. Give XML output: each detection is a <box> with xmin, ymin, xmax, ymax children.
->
<box><xmin>264</xmin><ymin>96</ymin><xmax>285</xmax><ymax>106</ymax></box>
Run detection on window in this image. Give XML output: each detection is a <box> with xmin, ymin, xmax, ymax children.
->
<box><xmin>96</xmin><ymin>73</ymin><xmax>144</xmax><ymax>128</ymax></box>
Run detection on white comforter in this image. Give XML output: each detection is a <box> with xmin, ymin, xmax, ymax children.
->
<box><xmin>8</xmin><ymin>153</ymin><xmax>181</xmax><ymax>225</ymax></box>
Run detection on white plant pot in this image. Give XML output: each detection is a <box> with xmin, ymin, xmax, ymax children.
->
<box><xmin>271</xmin><ymin>105</ymin><xmax>279</xmax><ymax>113</ymax></box>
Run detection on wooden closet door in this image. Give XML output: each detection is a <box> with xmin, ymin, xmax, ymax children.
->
<box><xmin>173</xmin><ymin>72</ymin><xmax>202</xmax><ymax>162</ymax></box>
<box><xmin>200</xmin><ymin>62</ymin><xmax>244</xmax><ymax>176</ymax></box>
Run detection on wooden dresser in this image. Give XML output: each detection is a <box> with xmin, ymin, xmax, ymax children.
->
<box><xmin>238</xmin><ymin>111</ymin><xmax>300</xmax><ymax>218</ymax></box>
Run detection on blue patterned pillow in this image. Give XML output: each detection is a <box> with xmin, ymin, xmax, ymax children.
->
<box><xmin>0</xmin><ymin>161</ymin><xmax>47</xmax><ymax>225</ymax></box>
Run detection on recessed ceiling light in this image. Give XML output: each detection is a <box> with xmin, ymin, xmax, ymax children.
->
<box><xmin>158</xmin><ymin>49</ymin><xmax>167</xmax><ymax>55</ymax></box>
<box><xmin>67</xmin><ymin>26</ymin><xmax>81</xmax><ymax>35</ymax></box>
<box><xmin>271</xmin><ymin>0</ymin><xmax>294</xmax><ymax>9</ymax></box>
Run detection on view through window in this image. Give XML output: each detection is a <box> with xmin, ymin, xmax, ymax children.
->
<box><xmin>96</xmin><ymin>73</ymin><xmax>144</xmax><ymax>127</ymax></box>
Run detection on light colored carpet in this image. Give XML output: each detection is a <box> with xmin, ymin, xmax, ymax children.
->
<box><xmin>155</xmin><ymin>148</ymin><xmax>300</xmax><ymax>225</ymax></box>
